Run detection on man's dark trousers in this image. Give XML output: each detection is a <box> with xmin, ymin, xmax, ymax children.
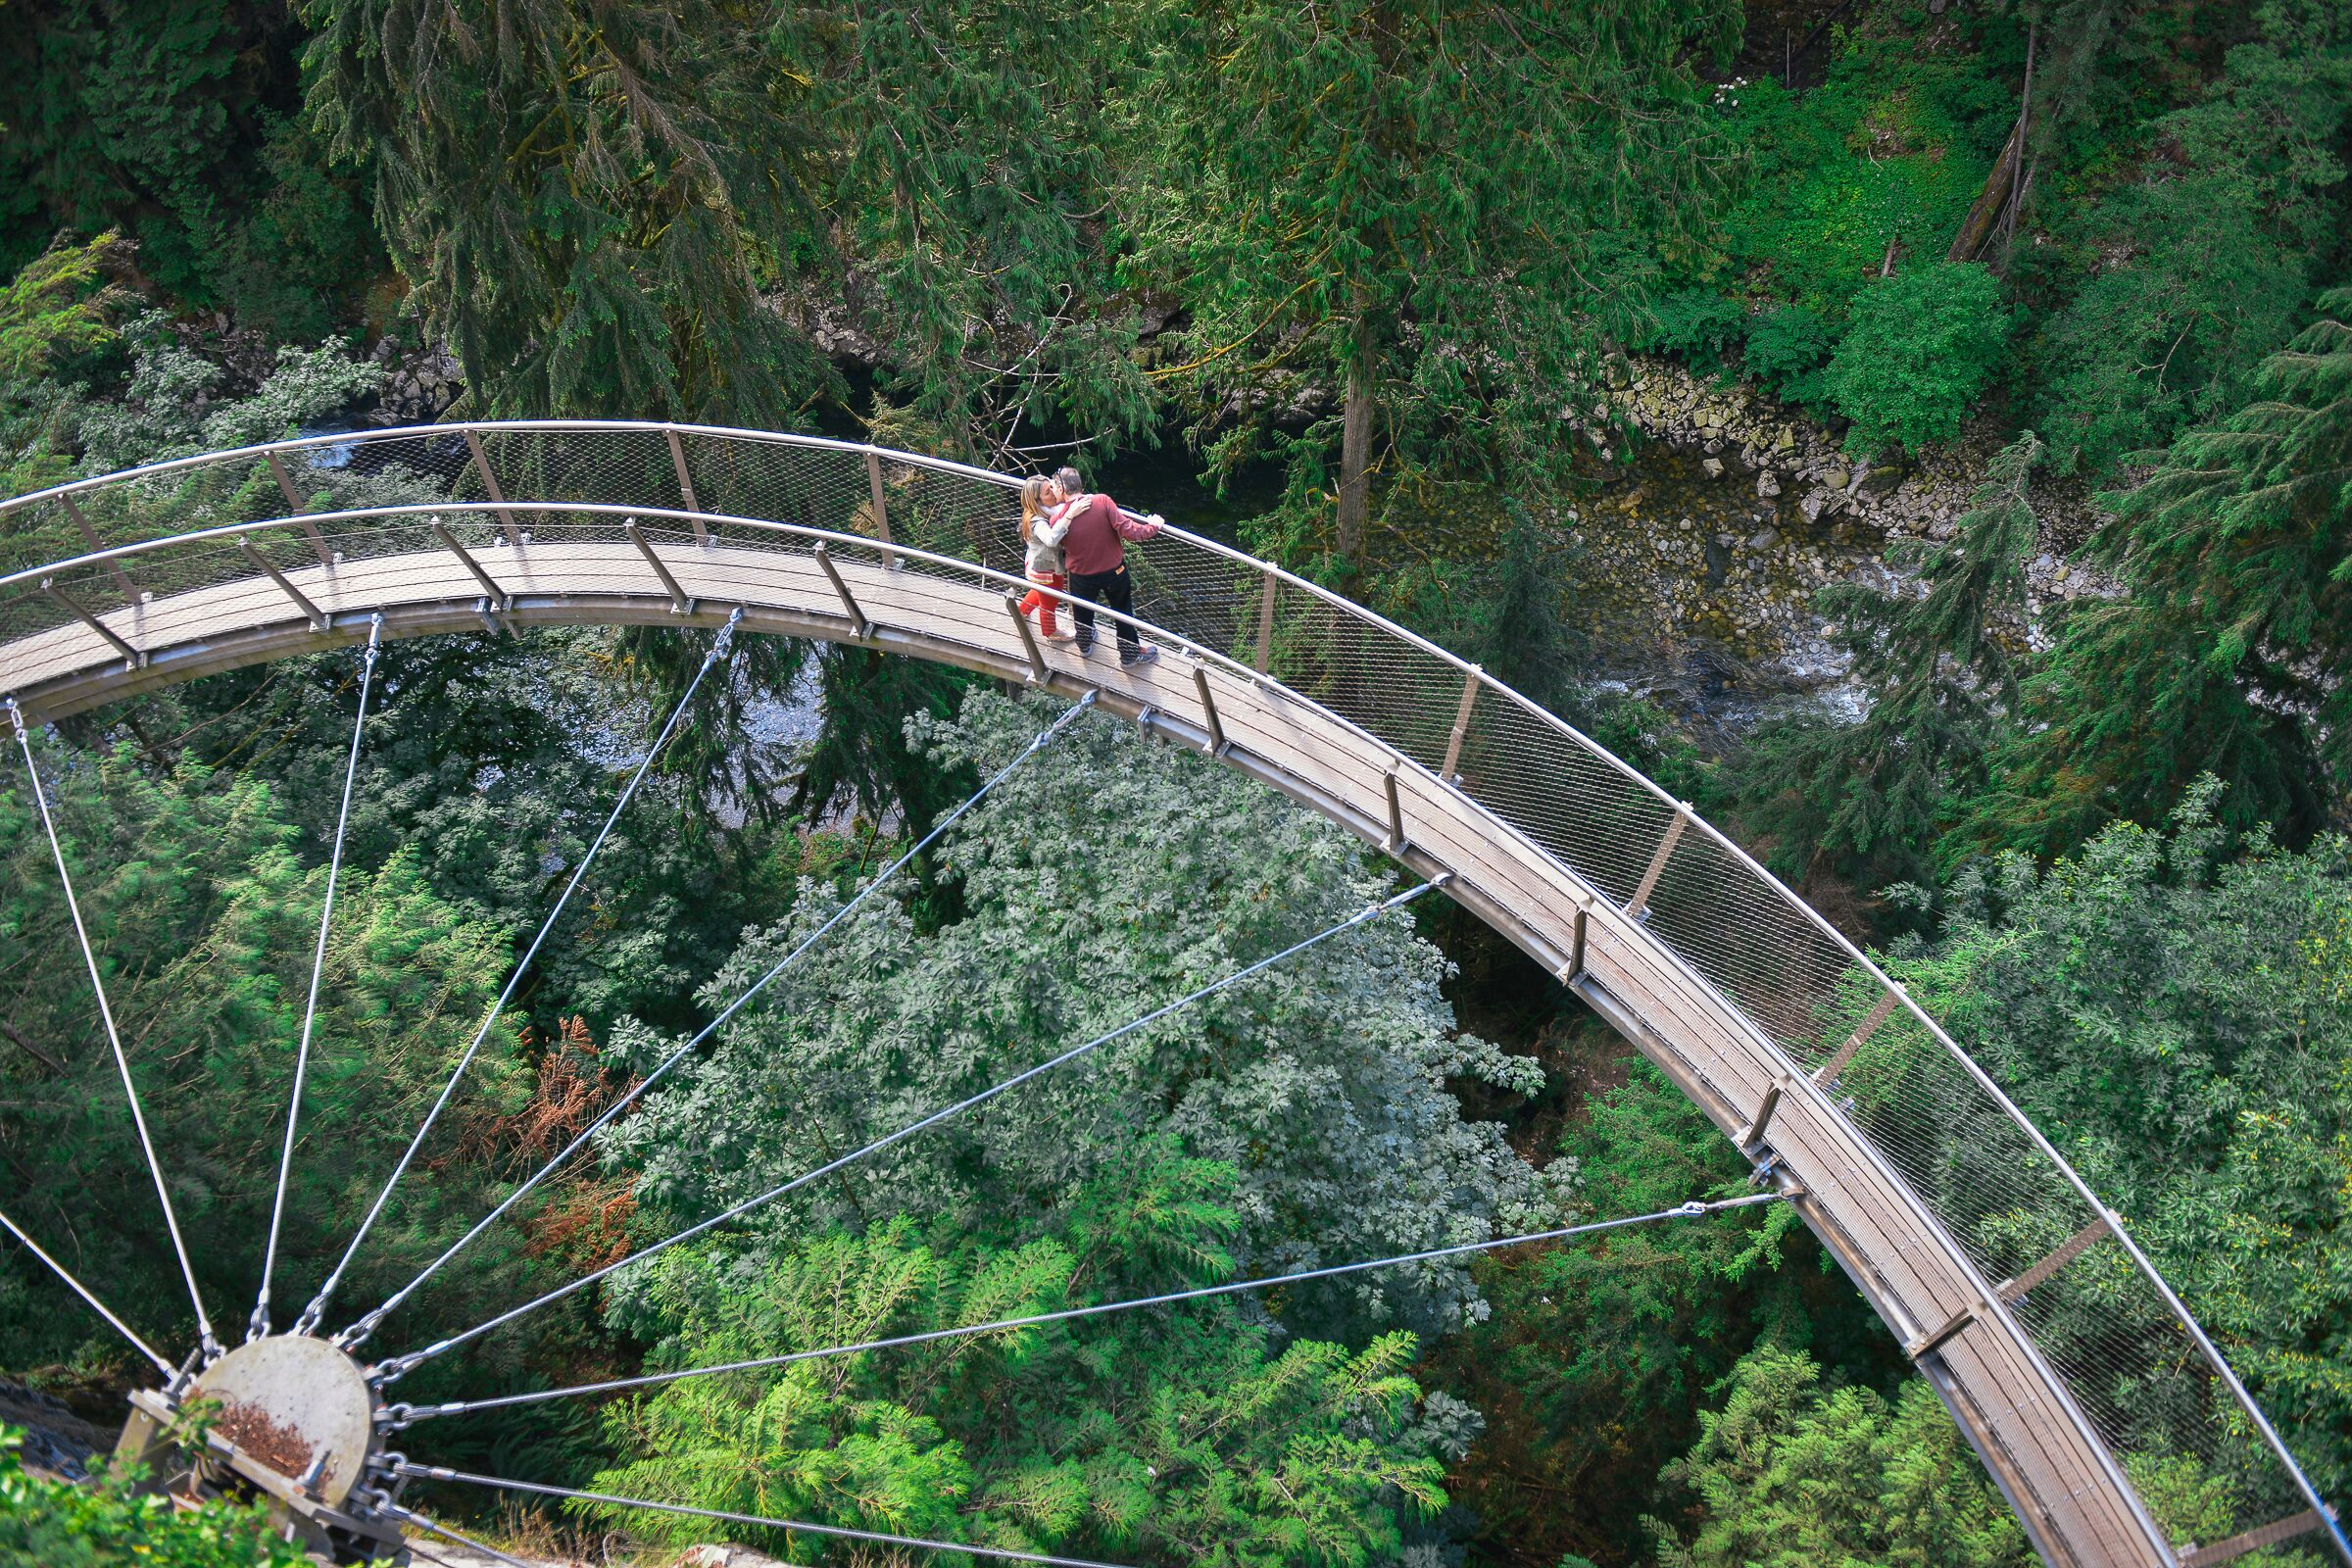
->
<box><xmin>1068</xmin><ymin>564</ymin><xmax>1140</xmax><ymax>659</ymax></box>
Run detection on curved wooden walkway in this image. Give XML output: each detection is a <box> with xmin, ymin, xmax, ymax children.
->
<box><xmin>0</xmin><ymin>425</ymin><xmax>2337</xmax><ymax>1568</ymax></box>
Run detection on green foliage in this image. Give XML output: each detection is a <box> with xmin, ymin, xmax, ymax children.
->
<box><xmin>1714</xmin><ymin>46</ymin><xmax>2011</xmax><ymax>319</ymax></box>
<box><xmin>612</xmin><ymin>691</ymin><xmax>1560</xmax><ymax>1336</ymax></box>
<box><xmin>2126</xmin><ymin>1450</ymin><xmax>2332</xmax><ymax>1566</ymax></box>
<box><xmin>789</xmin><ymin>644</ymin><xmax>980</xmax><ymax>841</ymax></box>
<box><xmin>0</xmin><ymin>232</ymin><xmax>124</xmax><ymax>494</ymax></box>
<box><xmin>1430</xmin><ymin>1057</ymin><xmax>1889</xmax><ymax>1564</ymax></box>
<box><xmin>1972</xmin><ymin>289</ymin><xmax>2352</xmax><ymax>857</ymax></box>
<box><xmin>0</xmin><ymin>3</ymin><xmax>378</xmax><ymax>334</ymax></box>
<box><xmin>0</xmin><ymin>1427</ymin><xmax>311</xmax><ymax>1568</ymax></box>
<box><xmin>1641</xmin><ymin>1347</ymin><xmax>2032</xmax><ymax>1568</ymax></box>
<box><xmin>0</xmin><ymin>233</ymin><xmax>122</xmax><ymax>384</ymax></box>
<box><xmin>1640</xmin><ymin>290</ymin><xmax>1748</xmax><ymax>371</ymax></box>
<box><xmin>1824</xmin><ymin>263</ymin><xmax>2013</xmax><ymax>456</ymax></box>
<box><xmin>1741</xmin><ymin>305</ymin><xmax>1834</xmax><ymax>407</ymax></box>
<box><xmin>302</xmin><ymin>0</ymin><xmax>833</xmax><ymax>423</ymax></box>
<box><xmin>1735</xmin><ymin>432</ymin><xmax>2042</xmax><ymax>887</ymax></box>
<box><xmin>1893</xmin><ymin>784</ymin><xmax>2352</xmax><ymax>1496</ymax></box>
<box><xmin>58</xmin><ymin>311</ymin><xmax>380</xmax><ymax>474</ymax></box>
<box><xmin>0</xmin><ymin>743</ymin><xmax>564</xmax><ymax>1374</ymax></box>
<box><xmin>770</xmin><ymin>1</ymin><xmax>1155</xmax><ymax>463</ymax></box>
<box><xmin>594</xmin><ymin>1201</ymin><xmax>1450</xmax><ymax>1566</ymax></box>
<box><xmin>1131</xmin><ymin>0</ymin><xmax>1738</xmax><ymax>560</ymax></box>
<box><xmin>2032</xmin><ymin>6</ymin><xmax>2352</xmax><ymax>476</ymax></box>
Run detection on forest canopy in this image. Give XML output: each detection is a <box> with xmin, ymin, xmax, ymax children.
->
<box><xmin>1</xmin><ymin>0</ymin><xmax>2348</xmax><ymax>1564</ymax></box>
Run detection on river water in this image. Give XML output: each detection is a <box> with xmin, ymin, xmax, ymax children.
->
<box><xmin>1096</xmin><ymin>436</ymin><xmax>1885</xmax><ymax>753</ymax></box>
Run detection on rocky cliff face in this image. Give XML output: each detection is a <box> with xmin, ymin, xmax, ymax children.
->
<box><xmin>367</xmin><ymin>336</ymin><xmax>466</xmax><ymax>424</ymax></box>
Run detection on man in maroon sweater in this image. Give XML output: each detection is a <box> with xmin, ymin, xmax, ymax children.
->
<box><xmin>1051</xmin><ymin>466</ymin><xmax>1162</xmax><ymax>666</ymax></box>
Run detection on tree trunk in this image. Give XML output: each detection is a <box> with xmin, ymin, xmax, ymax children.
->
<box><xmin>1948</xmin><ymin>25</ymin><xmax>2034</xmax><ymax>263</ymax></box>
<box><xmin>1337</xmin><ymin>313</ymin><xmax>1374</xmax><ymax>561</ymax></box>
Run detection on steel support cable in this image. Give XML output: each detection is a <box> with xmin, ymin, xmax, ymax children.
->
<box><xmin>373</xmin><ymin>1504</ymin><xmax>536</xmax><ymax>1568</ymax></box>
<box><xmin>0</xmin><ymin>1200</ymin><xmax>176</xmax><ymax>1377</ymax></box>
<box><xmin>337</xmin><ymin>688</ymin><xmax>1102</xmax><ymax>1350</ymax></box>
<box><xmin>251</xmin><ymin>613</ymin><xmax>382</xmax><ymax>1343</ymax></box>
<box><xmin>389</xmin><ymin>1466</ymin><xmax>1140</xmax><ymax>1568</ymax></box>
<box><xmin>6</xmin><ymin>698</ymin><xmax>221</xmax><ymax>1356</ymax></box>
<box><xmin>375</xmin><ymin>874</ymin><xmax>1444</xmax><ymax>1382</ymax></box>
<box><xmin>295</xmin><ymin>610</ymin><xmax>745</xmax><ymax>1339</ymax></box>
<box><xmin>388</xmin><ymin>1192</ymin><xmax>1783</xmax><ymax>1427</ymax></box>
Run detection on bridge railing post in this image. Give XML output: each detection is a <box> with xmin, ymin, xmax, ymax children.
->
<box><xmin>664</xmin><ymin>429</ymin><xmax>710</xmax><ymax>547</ymax></box>
<box><xmin>263</xmin><ymin>453</ymin><xmax>336</xmax><ymax>564</ymax></box>
<box><xmin>863</xmin><ymin>450</ymin><xmax>900</xmax><ymax>569</ymax></box>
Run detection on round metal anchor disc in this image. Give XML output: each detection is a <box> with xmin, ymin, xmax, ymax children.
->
<box><xmin>187</xmin><ymin>1335</ymin><xmax>377</xmax><ymax>1509</ymax></box>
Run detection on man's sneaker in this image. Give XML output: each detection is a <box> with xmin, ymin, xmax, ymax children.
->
<box><xmin>1074</xmin><ymin>635</ymin><xmax>1095</xmax><ymax>656</ymax></box>
<box><xmin>1120</xmin><ymin>644</ymin><xmax>1160</xmax><ymax>668</ymax></box>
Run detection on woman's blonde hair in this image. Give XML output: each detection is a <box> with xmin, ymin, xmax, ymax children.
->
<box><xmin>1019</xmin><ymin>475</ymin><xmax>1049</xmax><ymax>542</ymax></box>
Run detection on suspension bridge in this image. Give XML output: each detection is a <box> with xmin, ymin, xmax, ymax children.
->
<box><xmin>0</xmin><ymin>422</ymin><xmax>2338</xmax><ymax>1568</ymax></box>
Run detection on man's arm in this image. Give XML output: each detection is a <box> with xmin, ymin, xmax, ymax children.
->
<box><xmin>1104</xmin><ymin>495</ymin><xmax>1162</xmax><ymax>541</ymax></box>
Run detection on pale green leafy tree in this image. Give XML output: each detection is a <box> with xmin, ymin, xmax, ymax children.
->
<box><xmin>608</xmin><ymin>692</ymin><xmax>1560</xmax><ymax>1336</ymax></box>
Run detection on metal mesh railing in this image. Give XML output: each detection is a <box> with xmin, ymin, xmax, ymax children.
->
<box><xmin>0</xmin><ymin>420</ymin><xmax>2337</xmax><ymax>1564</ymax></box>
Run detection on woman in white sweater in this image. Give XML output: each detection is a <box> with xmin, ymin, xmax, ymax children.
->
<box><xmin>1016</xmin><ymin>474</ymin><xmax>1076</xmax><ymax>640</ymax></box>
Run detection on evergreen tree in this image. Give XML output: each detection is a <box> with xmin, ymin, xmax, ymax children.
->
<box><xmin>1894</xmin><ymin>782</ymin><xmax>2352</xmax><ymax>1495</ymax></box>
<box><xmin>1429</xmin><ymin>1055</ymin><xmax>1891</xmax><ymax>1566</ymax></box>
<box><xmin>1735</xmin><ymin>432</ymin><xmax>2042</xmax><ymax>888</ymax></box>
<box><xmin>2031</xmin><ymin>1</ymin><xmax>2352</xmax><ymax>476</ymax></box>
<box><xmin>770</xmin><ymin>0</ymin><xmax>1157</xmax><ymax>463</ymax></box>
<box><xmin>0</xmin><ymin>0</ymin><xmax>377</xmax><ymax>334</ymax></box>
<box><xmin>0</xmin><ymin>746</ymin><xmax>563</xmax><ymax>1371</ymax></box>
<box><xmin>302</xmin><ymin>0</ymin><xmax>833</xmax><ymax>422</ymax></box>
<box><xmin>594</xmin><ymin>1191</ymin><xmax>1451</xmax><ymax>1566</ymax></box>
<box><xmin>1128</xmin><ymin>0</ymin><xmax>1737</xmax><ymax>564</ymax></box>
<box><xmin>1972</xmin><ymin>289</ymin><xmax>2352</xmax><ymax>856</ymax></box>
<box><xmin>1642</xmin><ymin>1346</ymin><xmax>2032</xmax><ymax>1568</ymax></box>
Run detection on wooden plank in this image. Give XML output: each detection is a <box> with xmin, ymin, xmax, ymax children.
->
<box><xmin>1815</xmin><ymin>991</ymin><xmax>1899</xmax><ymax>1085</ymax></box>
<box><xmin>2180</xmin><ymin>1509</ymin><xmax>2328</xmax><ymax>1567</ymax></box>
<box><xmin>1945</xmin><ymin>1325</ymin><xmax>2149</xmax><ymax>1561</ymax></box>
<box><xmin>1997</xmin><ymin>1215</ymin><xmax>2113</xmax><ymax>1304</ymax></box>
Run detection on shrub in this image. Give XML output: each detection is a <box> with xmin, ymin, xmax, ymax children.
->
<box><xmin>1741</xmin><ymin>304</ymin><xmax>1833</xmax><ymax>405</ymax></box>
<box><xmin>0</xmin><ymin>1427</ymin><xmax>312</xmax><ymax>1568</ymax></box>
<box><xmin>1639</xmin><ymin>288</ymin><xmax>1748</xmax><ymax>370</ymax></box>
<box><xmin>1824</xmin><ymin>262</ymin><xmax>2012</xmax><ymax>455</ymax></box>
